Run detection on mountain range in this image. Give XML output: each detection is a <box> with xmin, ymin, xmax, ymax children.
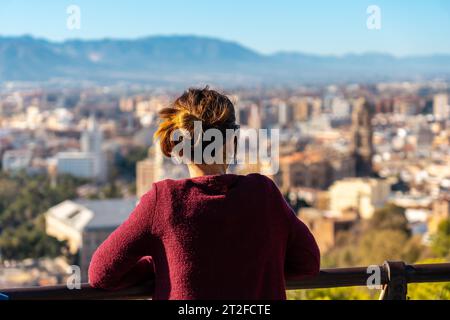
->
<box><xmin>1</xmin><ymin>35</ymin><xmax>450</xmax><ymax>86</ymax></box>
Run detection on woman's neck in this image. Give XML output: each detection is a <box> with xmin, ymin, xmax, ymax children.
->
<box><xmin>187</xmin><ymin>164</ymin><xmax>227</xmax><ymax>178</ymax></box>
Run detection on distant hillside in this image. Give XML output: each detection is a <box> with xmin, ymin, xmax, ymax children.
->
<box><xmin>1</xmin><ymin>35</ymin><xmax>450</xmax><ymax>85</ymax></box>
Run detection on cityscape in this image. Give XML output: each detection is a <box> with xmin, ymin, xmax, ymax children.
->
<box><xmin>0</xmin><ymin>79</ymin><xmax>449</xmax><ymax>298</ymax></box>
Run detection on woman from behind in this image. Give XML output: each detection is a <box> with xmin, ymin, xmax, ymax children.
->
<box><xmin>88</xmin><ymin>87</ymin><xmax>320</xmax><ymax>299</ymax></box>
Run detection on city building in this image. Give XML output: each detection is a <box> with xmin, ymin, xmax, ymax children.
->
<box><xmin>248</xmin><ymin>103</ymin><xmax>262</xmax><ymax>129</ymax></box>
<box><xmin>56</xmin><ymin>115</ymin><xmax>107</xmax><ymax>182</ymax></box>
<box><xmin>351</xmin><ymin>98</ymin><xmax>374</xmax><ymax>177</ymax></box>
<box><xmin>136</xmin><ymin>147</ymin><xmax>164</xmax><ymax>198</ymax></box>
<box><xmin>331</xmin><ymin>97</ymin><xmax>351</xmax><ymax>118</ymax></box>
<box><xmin>393</xmin><ymin>96</ymin><xmax>421</xmax><ymax>116</ymax></box>
<box><xmin>276</xmin><ymin>151</ymin><xmax>330</xmax><ymax>192</ymax></box>
<box><xmin>275</xmin><ymin>148</ymin><xmax>355</xmax><ymax>192</ymax></box>
<box><xmin>81</xmin><ymin>115</ymin><xmax>103</xmax><ymax>154</ymax></box>
<box><xmin>44</xmin><ymin>198</ymin><xmax>138</xmax><ymax>281</ymax></box>
<box><xmin>56</xmin><ymin>152</ymin><xmax>102</xmax><ymax>180</ymax></box>
<box><xmin>290</xmin><ymin>97</ymin><xmax>313</xmax><ymax>122</ymax></box>
<box><xmin>428</xmin><ymin>197</ymin><xmax>450</xmax><ymax>235</ymax></box>
<box><xmin>329</xmin><ymin>178</ymin><xmax>391</xmax><ymax>219</ymax></box>
<box><xmin>136</xmin><ymin>146</ymin><xmax>189</xmax><ymax>198</ymax></box>
<box><xmin>300</xmin><ymin>208</ymin><xmax>358</xmax><ymax>253</ymax></box>
<box><xmin>278</xmin><ymin>102</ymin><xmax>292</xmax><ymax>126</ymax></box>
<box><xmin>433</xmin><ymin>94</ymin><xmax>449</xmax><ymax>120</ymax></box>
<box><xmin>1</xmin><ymin>149</ymin><xmax>32</xmax><ymax>172</ymax></box>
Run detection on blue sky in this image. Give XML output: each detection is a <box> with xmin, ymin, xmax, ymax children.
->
<box><xmin>1</xmin><ymin>0</ymin><xmax>450</xmax><ymax>56</ymax></box>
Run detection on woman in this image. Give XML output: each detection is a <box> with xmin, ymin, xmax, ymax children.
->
<box><xmin>88</xmin><ymin>87</ymin><xmax>320</xmax><ymax>300</ymax></box>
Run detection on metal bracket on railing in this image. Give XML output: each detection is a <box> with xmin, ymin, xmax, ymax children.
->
<box><xmin>379</xmin><ymin>261</ymin><xmax>408</xmax><ymax>300</ymax></box>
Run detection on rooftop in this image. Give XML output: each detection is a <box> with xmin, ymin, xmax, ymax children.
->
<box><xmin>46</xmin><ymin>198</ymin><xmax>137</xmax><ymax>231</ymax></box>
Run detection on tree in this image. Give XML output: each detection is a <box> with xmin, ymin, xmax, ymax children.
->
<box><xmin>101</xmin><ymin>181</ymin><xmax>122</xmax><ymax>199</ymax></box>
<box><xmin>287</xmin><ymin>287</ymin><xmax>374</xmax><ymax>300</ymax></box>
<box><xmin>0</xmin><ymin>220</ymin><xmax>68</xmax><ymax>261</ymax></box>
<box><xmin>0</xmin><ymin>173</ymin><xmax>82</xmax><ymax>260</ymax></box>
<box><xmin>320</xmin><ymin>202</ymin><xmax>423</xmax><ymax>269</ymax></box>
<box><xmin>288</xmin><ymin>204</ymin><xmax>440</xmax><ymax>300</ymax></box>
<box><xmin>321</xmin><ymin>231</ymin><xmax>359</xmax><ymax>268</ymax></box>
<box><xmin>408</xmin><ymin>258</ymin><xmax>450</xmax><ymax>300</ymax></box>
<box><xmin>368</xmin><ymin>204</ymin><xmax>410</xmax><ymax>236</ymax></box>
<box><xmin>115</xmin><ymin>146</ymin><xmax>148</xmax><ymax>179</ymax></box>
<box><xmin>430</xmin><ymin>219</ymin><xmax>450</xmax><ymax>258</ymax></box>
<box><xmin>357</xmin><ymin>230</ymin><xmax>421</xmax><ymax>265</ymax></box>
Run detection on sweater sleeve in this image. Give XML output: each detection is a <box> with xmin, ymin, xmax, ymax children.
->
<box><xmin>88</xmin><ymin>185</ymin><xmax>157</xmax><ymax>290</ymax></box>
<box><xmin>284</xmin><ymin>206</ymin><xmax>321</xmax><ymax>280</ymax></box>
<box><xmin>269</xmin><ymin>182</ymin><xmax>320</xmax><ymax>280</ymax></box>
<box><xmin>265</xmin><ymin>177</ymin><xmax>320</xmax><ymax>280</ymax></box>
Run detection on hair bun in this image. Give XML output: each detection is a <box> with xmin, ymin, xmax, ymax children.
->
<box><xmin>154</xmin><ymin>87</ymin><xmax>237</xmax><ymax>158</ymax></box>
<box><xmin>177</xmin><ymin>111</ymin><xmax>204</xmax><ymax>131</ymax></box>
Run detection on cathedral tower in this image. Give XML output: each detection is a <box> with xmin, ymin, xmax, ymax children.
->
<box><xmin>351</xmin><ymin>98</ymin><xmax>374</xmax><ymax>177</ymax></box>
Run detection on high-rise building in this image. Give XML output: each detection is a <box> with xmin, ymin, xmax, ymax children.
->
<box><xmin>136</xmin><ymin>147</ymin><xmax>163</xmax><ymax>198</ymax></box>
<box><xmin>351</xmin><ymin>98</ymin><xmax>374</xmax><ymax>177</ymax></box>
<box><xmin>57</xmin><ymin>115</ymin><xmax>107</xmax><ymax>182</ymax></box>
<box><xmin>291</xmin><ymin>98</ymin><xmax>312</xmax><ymax>122</ymax></box>
<box><xmin>136</xmin><ymin>145</ymin><xmax>189</xmax><ymax>198</ymax></box>
<box><xmin>278</xmin><ymin>102</ymin><xmax>292</xmax><ymax>126</ymax></box>
<box><xmin>248</xmin><ymin>103</ymin><xmax>262</xmax><ymax>129</ymax></box>
<box><xmin>81</xmin><ymin>114</ymin><xmax>103</xmax><ymax>154</ymax></box>
<box><xmin>433</xmin><ymin>94</ymin><xmax>449</xmax><ymax>120</ymax></box>
<box><xmin>331</xmin><ymin>97</ymin><xmax>350</xmax><ymax>118</ymax></box>
<box><xmin>310</xmin><ymin>97</ymin><xmax>323</xmax><ymax>118</ymax></box>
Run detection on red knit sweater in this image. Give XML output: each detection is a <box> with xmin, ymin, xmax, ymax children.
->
<box><xmin>88</xmin><ymin>173</ymin><xmax>320</xmax><ymax>300</ymax></box>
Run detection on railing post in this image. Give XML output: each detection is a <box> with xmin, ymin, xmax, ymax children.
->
<box><xmin>379</xmin><ymin>261</ymin><xmax>408</xmax><ymax>300</ymax></box>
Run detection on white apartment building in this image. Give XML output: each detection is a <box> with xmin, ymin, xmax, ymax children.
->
<box><xmin>433</xmin><ymin>94</ymin><xmax>449</xmax><ymax>120</ymax></box>
<box><xmin>45</xmin><ymin>198</ymin><xmax>138</xmax><ymax>281</ymax></box>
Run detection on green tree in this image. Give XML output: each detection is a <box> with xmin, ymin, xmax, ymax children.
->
<box><xmin>0</xmin><ymin>220</ymin><xmax>68</xmax><ymax>260</ymax></box>
<box><xmin>0</xmin><ymin>173</ymin><xmax>82</xmax><ymax>260</ymax></box>
<box><xmin>357</xmin><ymin>230</ymin><xmax>421</xmax><ymax>265</ymax></box>
<box><xmin>430</xmin><ymin>219</ymin><xmax>450</xmax><ymax>258</ymax></box>
<box><xmin>101</xmin><ymin>181</ymin><xmax>122</xmax><ymax>199</ymax></box>
<box><xmin>368</xmin><ymin>204</ymin><xmax>410</xmax><ymax>236</ymax></box>
<box><xmin>408</xmin><ymin>258</ymin><xmax>450</xmax><ymax>300</ymax></box>
<box><xmin>287</xmin><ymin>287</ymin><xmax>374</xmax><ymax>300</ymax></box>
<box><xmin>115</xmin><ymin>146</ymin><xmax>148</xmax><ymax>179</ymax></box>
<box><xmin>289</xmin><ymin>203</ymin><xmax>444</xmax><ymax>300</ymax></box>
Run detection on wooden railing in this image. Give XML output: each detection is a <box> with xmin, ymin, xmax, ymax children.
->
<box><xmin>2</xmin><ymin>261</ymin><xmax>450</xmax><ymax>300</ymax></box>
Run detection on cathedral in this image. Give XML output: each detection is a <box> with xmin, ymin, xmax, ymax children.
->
<box><xmin>351</xmin><ymin>98</ymin><xmax>374</xmax><ymax>177</ymax></box>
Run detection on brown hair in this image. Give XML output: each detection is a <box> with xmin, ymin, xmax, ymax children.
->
<box><xmin>154</xmin><ymin>87</ymin><xmax>238</xmax><ymax>159</ymax></box>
